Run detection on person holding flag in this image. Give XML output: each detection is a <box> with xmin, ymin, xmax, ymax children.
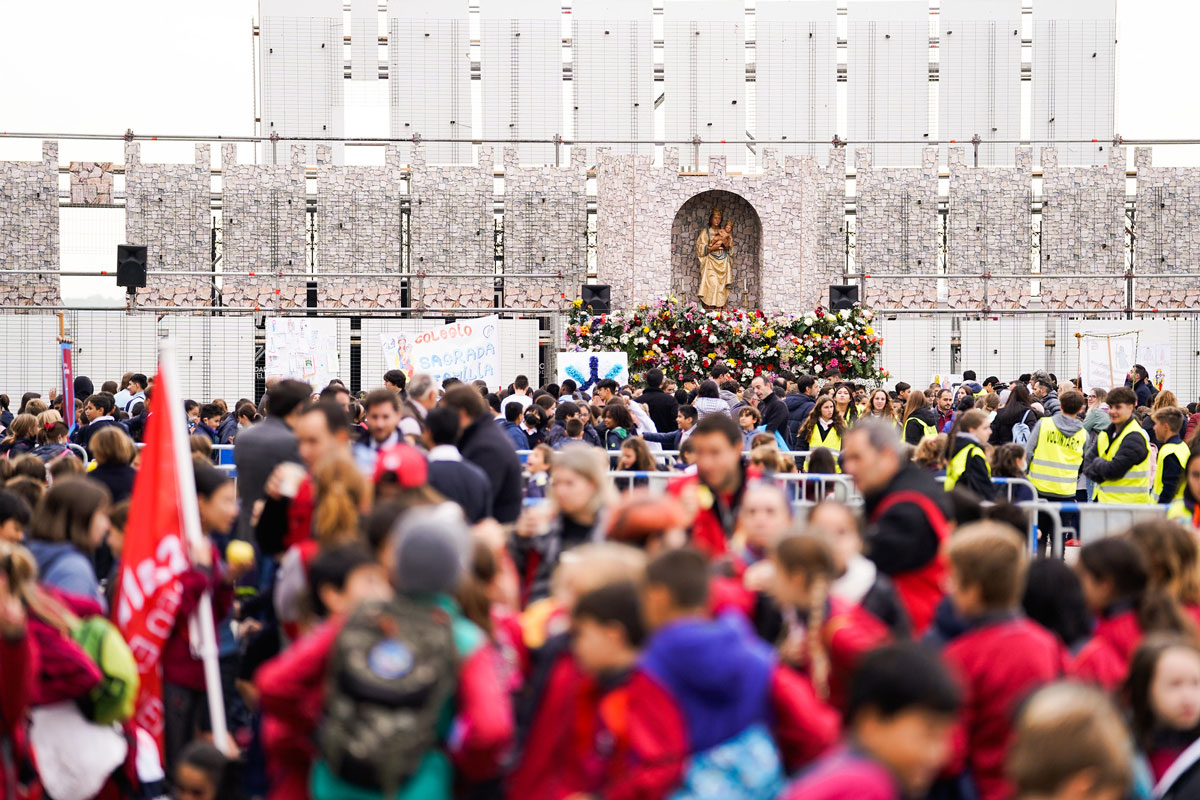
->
<box><xmin>113</xmin><ymin>340</ymin><xmax>235</xmax><ymax>771</ymax></box>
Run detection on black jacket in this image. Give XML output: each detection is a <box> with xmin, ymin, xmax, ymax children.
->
<box><xmin>903</xmin><ymin>407</ymin><xmax>939</xmax><ymax>446</ymax></box>
<box><xmin>990</xmin><ymin>403</ymin><xmax>1037</xmax><ymax>447</ymax></box>
<box><xmin>639</xmin><ymin>388</ymin><xmax>679</xmax><ymax>433</ymax></box>
<box><xmin>71</xmin><ymin>418</ymin><xmax>124</xmax><ymax>455</ymax></box>
<box><xmin>947</xmin><ymin>434</ymin><xmax>995</xmax><ymax>501</ymax></box>
<box><xmin>88</xmin><ymin>463</ymin><xmax>138</xmax><ymax>503</ymax></box>
<box><xmin>784</xmin><ymin>393</ymin><xmax>815</xmax><ymax>445</ymax></box>
<box><xmin>758</xmin><ymin>391</ymin><xmax>790</xmax><ymax>444</ymax></box>
<box><xmin>863</xmin><ymin>465</ymin><xmax>952</xmax><ymax>577</ymax></box>
<box><xmin>1083</xmin><ymin>417</ymin><xmax>1150</xmax><ymax>484</ymax></box>
<box><xmin>458</xmin><ymin>414</ymin><xmax>524</xmax><ymax>524</ymax></box>
<box><xmin>427</xmin><ymin>458</ymin><xmax>494</xmax><ymax>524</ymax></box>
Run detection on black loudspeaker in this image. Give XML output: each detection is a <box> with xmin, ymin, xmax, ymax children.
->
<box><xmin>116</xmin><ymin>244</ymin><xmax>147</xmax><ymax>289</ymax></box>
<box><xmin>581</xmin><ymin>284</ymin><xmax>611</xmax><ymax>313</ymax></box>
<box><xmin>829</xmin><ymin>284</ymin><xmax>859</xmax><ymax>311</ymax></box>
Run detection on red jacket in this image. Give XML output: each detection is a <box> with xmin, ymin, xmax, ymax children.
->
<box><xmin>820</xmin><ymin>599</ymin><xmax>892</xmax><ymax>711</ymax></box>
<box><xmin>943</xmin><ymin>616</ymin><xmax>1066</xmax><ymax>800</ymax></box>
<box><xmin>507</xmin><ymin>653</ymin><xmax>637</xmax><ymax>800</ymax></box>
<box><xmin>162</xmin><ymin>552</ymin><xmax>234</xmax><ymax>691</ymax></box>
<box><xmin>285</xmin><ymin>476</ymin><xmax>315</xmax><ymax>551</ymax></box>
<box><xmin>256</xmin><ymin>618</ymin><xmax>343</xmax><ymax>800</ymax></box>
<box><xmin>1069</xmin><ymin>609</ymin><xmax>1142</xmax><ymax>691</ymax></box>
<box><xmin>667</xmin><ymin>467</ymin><xmax>760</xmax><ymax>558</ymax></box>
<box><xmin>609</xmin><ymin>665</ymin><xmax>840</xmax><ymax>800</ymax></box>
<box><xmin>0</xmin><ymin>632</ymin><xmax>34</xmax><ymax>800</ymax></box>
<box><xmin>868</xmin><ymin>489</ymin><xmax>949</xmax><ymax>636</ymax></box>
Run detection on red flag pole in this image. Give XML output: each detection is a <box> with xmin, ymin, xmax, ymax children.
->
<box><xmin>159</xmin><ymin>337</ymin><xmax>231</xmax><ymax>754</ymax></box>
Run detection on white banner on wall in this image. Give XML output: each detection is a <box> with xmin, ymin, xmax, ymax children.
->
<box><xmin>557</xmin><ymin>351</ymin><xmax>629</xmax><ymax>390</ymax></box>
<box><xmin>405</xmin><ymin>315</ymin><xmax>501</xmax><ymax>388</ymax></box>
<box><xmin>265</xmin><ymin>318</ymin><xmax>341</xmax><ymax>388</ymax></box>
<box><xmin>1078</xmin><ymin>330</ymin><xmax>1171</xmax><ymax>392</ymax></box>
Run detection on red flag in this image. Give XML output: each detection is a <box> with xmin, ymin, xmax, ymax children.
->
<box><xmin>112</xmin><ymin>363</ymin><xmax>192</xmax><ymax>747</ymax></box>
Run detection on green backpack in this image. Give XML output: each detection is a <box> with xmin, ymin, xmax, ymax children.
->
<box><xmin>71</xmin><ymin>616</ymin><xmax>140</xmax><ymax>725</ymax></box>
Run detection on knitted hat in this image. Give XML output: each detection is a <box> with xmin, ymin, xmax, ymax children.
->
<box><xmin>390</xmin><ymin>506</ymin><xmax>469</xmax><ymax>595</ymax></box>
<box><xmin>74</xmin><ymin>375</ymin><xmax>94</xmax><ymax>400</ymax></box>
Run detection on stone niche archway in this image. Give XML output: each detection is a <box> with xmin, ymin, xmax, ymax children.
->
<box><xmin>670</xmin><ymin>190</ymin><xmax>763</xmax><ymax>309</ymax></box>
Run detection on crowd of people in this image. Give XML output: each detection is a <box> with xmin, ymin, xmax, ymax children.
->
<box><xmin>1</xmin><ymin>360</ymin><xmax>1200</xmax><ymax>800</ymax></box>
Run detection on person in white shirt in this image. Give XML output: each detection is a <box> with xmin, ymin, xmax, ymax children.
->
<box><xmin>500</xmin><ymin>374</ymin><xmax>533</xmax><ymax>416</ymax></box>
<box><xmin>122</xmin><ymin>373</ymin><xmax>148</xmax><ymax>413</ymax></box>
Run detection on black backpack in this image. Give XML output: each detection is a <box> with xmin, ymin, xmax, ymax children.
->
<box><xmin>320</xmin><ymin>596</ymin><xmax>457</xmax><ymax>793</ymax></box>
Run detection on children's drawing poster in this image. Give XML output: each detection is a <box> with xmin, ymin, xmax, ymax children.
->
<box><xmin>378</xmin><ymin>331</ymin><xmax>419</xmax><ymax>377</ymax></box>
<box><xmin>406</xmin><ymin>315</ymin><xmax>501</xmax><ymax>388</ymax></box>
<box><xmin>265</xmin><ymin>318</ymin><xmax>340</xmax><ymax>388</ymax></box>
<box><xmin>558</xmin><ymin>352</ymin><xmax>629</xmax><ymax>390</ymax></box>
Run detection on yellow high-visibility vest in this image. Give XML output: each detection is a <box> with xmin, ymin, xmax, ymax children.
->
<box><xmin>945</xmin><ymin>441</ymin><xmax>990</xmax><ymax>492</ymax></box>
<box><xmin>1028</xmin><ymin>418</ymin><xmax>1086</xmax><ymax>497</ymax></box>
<box><xmin>905</xmin><ymin>416</ymin><xmax>937</xmax><ymax>441</ymax></box>
<box><xmin>1154</xmin><ymin>441</ymin><xmax>1191</xmax><ymax>502</ymax></box>
<box><xmin>809</xmin><ymin>424</ymin><xmax>842</xmax><ymax>453</ymax></box>
<box><xmin>1168</xmin><ymin>498</ymin><xmax>1199</xmax><ymax>529</ymax></box>
<box><xmin>1094</xmin><ymin>421</ymin><xmax>1152</xmax><ymax>504</ymax></box>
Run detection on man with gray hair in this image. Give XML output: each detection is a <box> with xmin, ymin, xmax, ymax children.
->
<box><xmin>399</xmin><ymin>372</ymin><xmax>438</xmax><ymax>438</ymax></box>
<box><xmin>841</xmin><ymin>419</ymin><xmax>953</xmax><ymax>637</ymax></box>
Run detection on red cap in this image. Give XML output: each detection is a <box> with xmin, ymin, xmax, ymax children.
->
<box><xmin>373</xmin><ymin>442</ymin><xmax>429</xmax><ymax>488</ymax></box>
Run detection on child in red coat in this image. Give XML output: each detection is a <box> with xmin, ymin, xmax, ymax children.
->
<box><xmin>941</xmin><ymin>522</ymin><xmax>1066</xmax><ymax>800</ymax></box>
<box><xmin>781</xmin><ymin>643</ymin><xmax>963</xmax><ymax>800</ymax></box>
<box><xmin>1072</xmin><ymin>537</ymin><xmax>1194</xmax><ymax>691</ymax></box>
<box><xmin>766</xmin><ymin>533</ymin><xmax>891</xmax><ymax>710</ymax></box>
<box><xmin>619</xmin><ymin>548</ymin><xmax>839</xmax><ymax>800</ymax></box>
<box><xmin>507</xmin><ymin>580</ymin><xmax>645</xmax><ymax>800</ymax></box>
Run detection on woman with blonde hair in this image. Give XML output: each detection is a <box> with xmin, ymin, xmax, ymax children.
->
<box><xmin>32</xmin><ymin>409</ymin><xmax>76</xmax><ymax>463</ymax></box>
<box><xmin>312</xmin><ymin>452</ymin><xmax>371</xmax><ymax>547</ymax></box>
<box><xmin>0</xmin><ymin>414</ymin><xmax>38</xmax><ymax>459</ymax></box>
<box><xmin>512</xmin><ymin>443</ymin><xmax>614</xmax><ymax>605</ymax></box>
<box><xmin>87</xmin><ymin>426</ymin><xmax>137</xmax><ymax>503</ymax></box>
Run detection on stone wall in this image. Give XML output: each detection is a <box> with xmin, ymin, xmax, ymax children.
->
<box><xmin>0</xmin><ymin>141</ymin><xmax>60</xmax><ymax>307</ymax></box>
<box><xmin>946</xmin><ymin>147</ymin><xmax>1032</xmax><ymax>310</ymax></box>
<box><xmin>69</xmin><ymin>162</ymin><xmax>113</xmax><ymax>205</ymax></box>
<box><xmin>1038</xmin><ymin>146</ymin><xmax>1126</xmax><ymax>310</ymax></box>
<box><xmin>854</xmin><ymin>147</ymin><xmax>940</xmax><ymax>308</ymax></box>
<box><xmin>124</xmin><ymin>143</ymin><xmax>212</xmax><ymax>307</ymax></box>
<box><xmin>220</xmin><ymin>143</ymin><xmax>308</xmax><ymax>309</ymax></box>
<box><xmin>595</xmin><ymin>148</ymin><xmax>834</xmax><ymax>314</ymax></box>
<box><xmin>315</xmin><ymin>144</ymin><xmax>404</xmax><ymax>307</ymax></box>
<box><xmin>798</xmin><ymin>147</ymin><xmax>849</xmax><ymax>309</ymax></box>
<box><xmin>408</xmin><ymin>144</ymin><xmax>495</xmax><ymax>308</ymax></box>
<box><xmin>1133</xmin><ymin>147</ymin><xmax>1200</xmax><ymax>311</ymax></box>
<box><xmin>501</xmin><ymin>146</ymin><xmax>587</xmax><ymax>309</ymax></box>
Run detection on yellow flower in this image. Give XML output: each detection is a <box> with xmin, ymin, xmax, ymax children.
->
<box><xmin>642</xmin><ymin>326</ymin><xmax>650</xmax><ymax>334</ymax></box>
<box><xmin>765</xmin><ymin>329</ymin><xmax>775</xmax><ymax>338</ymax></box>
<box><xmin>811</xmin><ymin>333</ymin><xmax>821</xmax><ymax>340</ymax></box>
<box><xmin>573</xmin><ymin>298</ymin><xmax>583</xmax><ymax>308</ymax></box>
<box><xmin>707</xmin><ymin>352</ymin><xmax>717</xmax><ymax>359</ymax></box>
<box><xmin>865</xmin><ymin>326</ymin><xmax>875</xmax><ymax>335</ymax></box>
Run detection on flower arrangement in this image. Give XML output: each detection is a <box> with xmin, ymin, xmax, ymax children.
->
<box><xmin>565</xmin><ymin>295</ymin><xmax>887</xmax><ymax>384</ymax></box>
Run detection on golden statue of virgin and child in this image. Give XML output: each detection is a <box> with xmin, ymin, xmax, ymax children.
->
<box><xmin>695</xmin><ymin>207</ymin><xmax>734</xmax><ymax>307</ymax></box>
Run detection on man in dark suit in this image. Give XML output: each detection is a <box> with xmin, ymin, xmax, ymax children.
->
<box><xmin>233</xmin><ymin>379</ymin><xmax>309</xmax><ymax>540</ymax></box>
<box><xmin>441</xmin><ymin>384</ymin><xmax>523</xmax><ymax>524</ymax></box>
<box><xmin>423</xmin><ymin>405</ymin><xmax>493</xmax><ymax>524</ymax></box>
<box><xmin>639</xmin><ymin>368</ymin><xmax>679</xmax><ymax>433</ymax></box>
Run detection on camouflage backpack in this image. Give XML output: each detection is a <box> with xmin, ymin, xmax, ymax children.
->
<box><xmin>319</xmin><ymin>596</ymin><xmax>457</xmax><ymax>793</ymax></box>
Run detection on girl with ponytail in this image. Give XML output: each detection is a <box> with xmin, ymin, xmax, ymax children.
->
<box><xmin>764</xmin><ymin>533</ymin><xmax>890</xmax><ymax>709</ymax></box>
<box><xmin>1072</xmin><ymin>536</ymin><xmax>1196</xmax><ymax>691</ymax></box>
<box><xmin>311</xmin><ymin>453</ymin><xmax>370</xmax><ymax>547</ymax></box>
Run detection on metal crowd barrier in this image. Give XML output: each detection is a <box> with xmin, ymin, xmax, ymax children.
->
<box><xmin>606</xmin><ymin>470</ymin><xmax>861</xmax><ymax>509</ymax></box>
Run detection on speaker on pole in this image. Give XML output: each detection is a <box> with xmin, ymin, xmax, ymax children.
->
<box><xmin>828</xmin><ymin>284</ymin><xmax>859</xmax><ymax>312</ymax></box>
<box><xmin>581</xmin><ymin>284</ymin><xmax>611</xmax><ymax>313</ymax></box>
<box><xmin>116</xmin><ymin>244</ymin><xmax>147</xmax><ymax>290</ymax></box>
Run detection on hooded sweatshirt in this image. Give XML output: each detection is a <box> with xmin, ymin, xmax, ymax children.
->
<box><xmin>639</xmin><ymin>614</ymin><xmax>774</xmax><ymax>754</ymax></box>
<box><xmin>1023</xmin><ymin>411</ymin><xmax>1085</xmax><ymax>467</ymax></box>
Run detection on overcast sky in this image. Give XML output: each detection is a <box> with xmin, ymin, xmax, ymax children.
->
<box><xmin>1</xmin><ymin>0</ymin><xmax>1197</xmax><ymax>302</ymax></box>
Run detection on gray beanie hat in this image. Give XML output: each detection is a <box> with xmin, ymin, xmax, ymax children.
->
<box><xmin>390</xmin><ymin>505</ymin><xmax>469</xmax><ymax>595</ymax></box>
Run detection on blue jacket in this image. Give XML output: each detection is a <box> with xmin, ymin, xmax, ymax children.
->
<box><xmin>784</xmin><ymin>393</ymin><xmax>815</xmax><ymax>446</ymax></box>
<box><xmin>26</xmin><ymin>539</ymin><xmax>106</xmax><ymax>613</ymax></box>
<box><xmin>639</xmin><ymin>614</ymin><xmax>774</xmax><ymax>754</ymax></box>
<box><xmin>499</xmin><ymin>419</ymin><xmax>529</xmax><ymax>451</ymax></box>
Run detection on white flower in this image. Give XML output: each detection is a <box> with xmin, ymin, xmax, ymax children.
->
<box><xmin>806</xmin><ymin>355</ymin><xmax>814</xmax><ymax>362</ymax></box>
<box><xmin>839</xmin><ymin>309</ymin><xmax>850</xmax><ymax>320</ymax></box>
<box><xmin>803</xmin><ymin>316</ymin><xmax>814</xmax><ymax>326</ymax></box>
<box><xmin>708</xmin><ymin>335</ymin><xmax>717</xmax><ymax>344</ymax></box>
